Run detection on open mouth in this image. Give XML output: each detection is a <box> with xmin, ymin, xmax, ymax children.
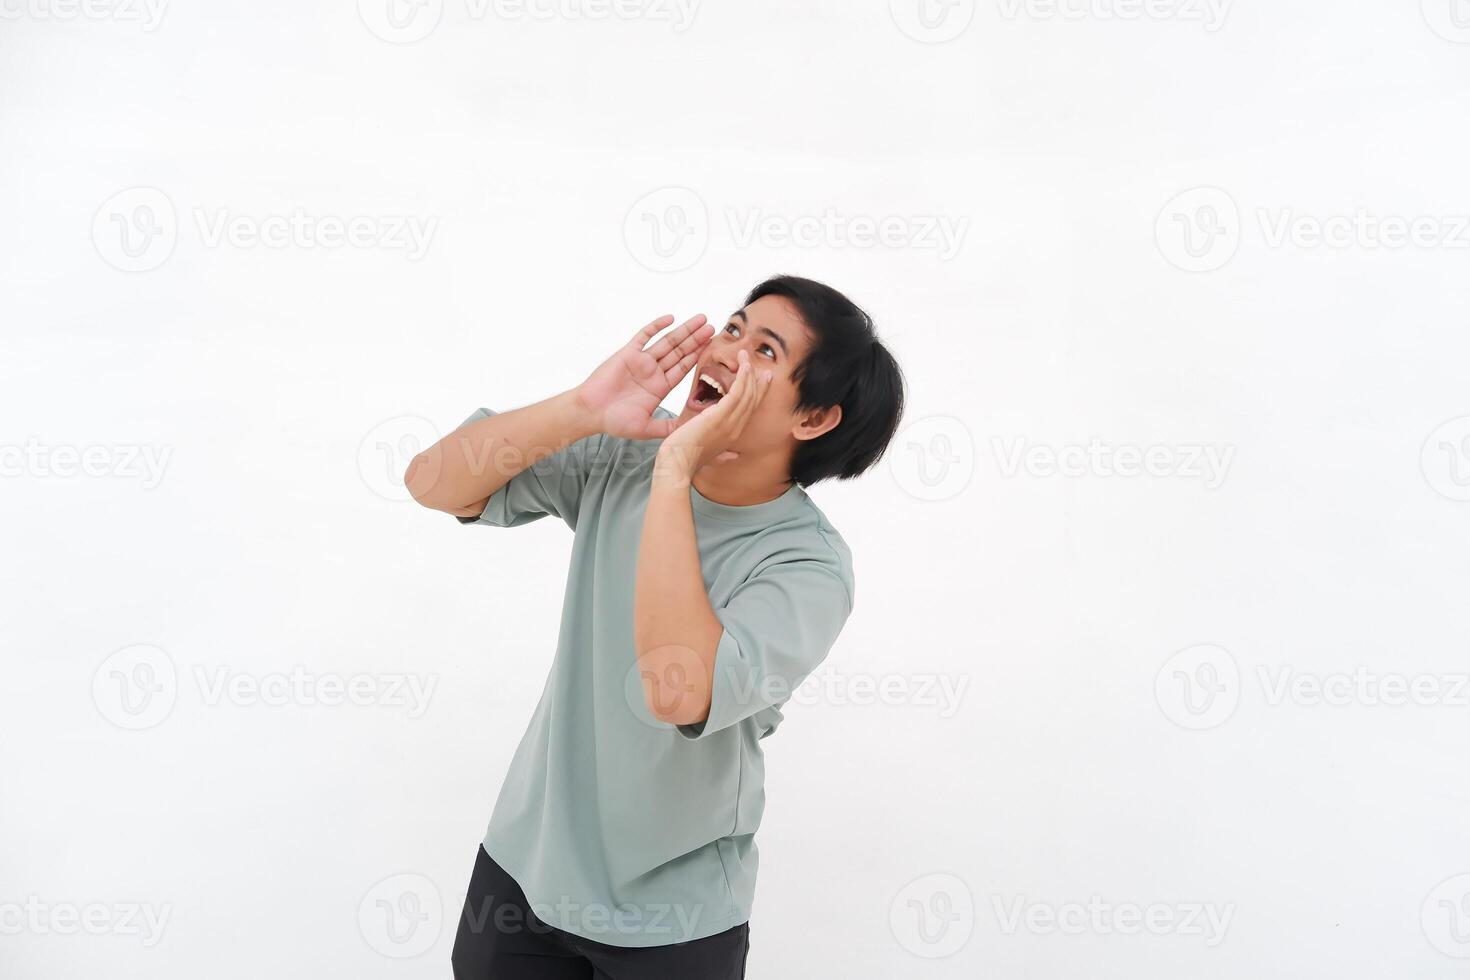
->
<box><xmin>689</xmin><ymin>372</ymin><xmax>727</xmax><ymax>410</ymax></box>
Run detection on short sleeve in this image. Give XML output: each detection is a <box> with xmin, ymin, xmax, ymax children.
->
<box><xmin>454</xmin><ymin>407</ymin><xmax>607</xmax><ymax>532</ymax></box>
<box><xmin>677</xmin><ymin>557</ymin><xmax>854</xmax><ymax>740</ymax></box>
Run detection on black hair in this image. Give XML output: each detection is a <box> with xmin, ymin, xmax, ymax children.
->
<box><xmin>743</xmin><ymin>275</ymin><xmax>906</xmax><ymax>488</ymax></box>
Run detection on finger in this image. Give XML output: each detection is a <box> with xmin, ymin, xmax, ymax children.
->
<box><xmin>630</xmin><ymin>315</ymin><xmax>676</xmax><ymax>351</ymax></box>
<box><xmin>644</xmin><ymin>314</ymin><xmax>707</xmax><ymax>360</ymax></box>
<box><xmin>662</xmin><ymin>337</ymin><xmax>708</xmax><ymax>388</ymax></box>
<box><xmin>641</xmin><ymin>415</ymin><xmax>678</xmax><ymax>440</ymax></box>
<box><xmin>714</xmin><ymin>451</ymin><xmax>740</xmax><ymax>464</ymax></box>
<box><xmin>657</xmin><ymin>321</ymin><xmax>713</xmax><ymax>374</ymax></box>
<box><xmin>730</xmin><ymin>350</ymin><xmax>758</xmax><ymax>413</ymax></box>
<box><xmin>729</xmin><ymin>357</ymin><xmax>770</xmax><ymax>430</ymax></box>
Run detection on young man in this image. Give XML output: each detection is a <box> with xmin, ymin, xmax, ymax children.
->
<box><xmin>407</xmin><ymin>276</ymin><xmax>904</xmax><ymax>979</ymax></box>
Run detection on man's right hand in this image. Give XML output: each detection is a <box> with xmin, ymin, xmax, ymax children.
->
<box><xmin>573</xmin><ymin>315</ymin><xmax>714</xmax><ymax>441</ymax></box>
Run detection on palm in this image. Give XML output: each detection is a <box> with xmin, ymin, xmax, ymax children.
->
<box><xmin>577</xmin><ymin>315</ymin><xmax>713</xmax><ymax>440</ymax></box>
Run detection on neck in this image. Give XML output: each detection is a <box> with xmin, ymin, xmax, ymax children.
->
<box><xmin>692</xmin><ymin>456</ymin><xmax>795</xmax><ymax>507</ymax></box>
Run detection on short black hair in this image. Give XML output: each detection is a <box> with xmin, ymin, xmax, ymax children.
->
<box><xmin>743</xmin><ymin>275</ymin><xmax>906</xmax><ymax>488</ymax></box>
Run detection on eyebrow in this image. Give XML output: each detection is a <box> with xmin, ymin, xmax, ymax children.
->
<box><xmin>730</xmin><ymin>309</ymin><xmax>789</xmax><ymax>357</ymax></box>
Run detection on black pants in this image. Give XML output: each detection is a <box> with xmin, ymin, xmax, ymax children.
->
<box><xmin>451</xmin><ymin>845</ymin><xmax>750</xmax><ymax>980</ymax></box>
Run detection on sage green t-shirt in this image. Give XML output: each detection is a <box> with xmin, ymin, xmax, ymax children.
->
<box><xmin>453</xmin><ymin>405</ymin><xmax>855</xmax><ymax>948</ymax></box>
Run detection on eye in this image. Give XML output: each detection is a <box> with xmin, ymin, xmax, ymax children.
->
<box><xmin>723</xmin><ymin>323</ymin><xmax>740</xmax><ymax>337</ymax></box>
<box><xmin>757</xmin><ymin>344</ymin><xmax>776</xmax><ymax>359</ymax></box>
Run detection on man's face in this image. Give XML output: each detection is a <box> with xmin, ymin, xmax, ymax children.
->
<box><xmin>675</xmin><ymin>295</ymin><xmax>815</xmax><ymax>454</ymax></box>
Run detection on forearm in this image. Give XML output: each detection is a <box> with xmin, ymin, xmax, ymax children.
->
<box><xmin>405</xmin><ymin>389</ymin><xmax>599</xmax><ymax>514</ymax></box>
<box><xmin>633</xmin><ymin>471</ymin><xmax>722</xmax><ymax>726</ymax></box>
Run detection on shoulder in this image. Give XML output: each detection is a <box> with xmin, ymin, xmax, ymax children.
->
<box><xmin>763</xmin><ymin>494</ymin><xmax>856</xmax><ymax>608</ymax></box>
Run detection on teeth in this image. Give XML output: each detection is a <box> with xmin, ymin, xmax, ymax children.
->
<box><xmin>698</xmin><ymin>373</ymin><xmax>726</xmax><ymax>396</ymax></box>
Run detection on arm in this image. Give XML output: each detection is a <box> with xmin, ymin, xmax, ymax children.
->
<box><xmin>634</xmin><ymin>349</ymin><xmax>773</xmax><ymax>726</ymax></box>
<box><xmin>405</xmin><ymin>314</ymin><xmax>714</xmax><ymax>517</ymax></box>
<box><xmin>634</xmin><ymin>472</ymin><xmax>724</xmax><ymax>725</ymax></box>
<box><xmin>405</xmin><ymin>389</ymin><xmax>596</xmax><ymax>517</ymax></box>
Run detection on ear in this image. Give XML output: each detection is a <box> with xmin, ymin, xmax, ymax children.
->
<box><xmin>792</xmin><ymin>404</ymin><xmax>842</xmax><ymax>442</ymax></box>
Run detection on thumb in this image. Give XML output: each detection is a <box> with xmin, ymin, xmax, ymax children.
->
<box><xmin>642</xmin><ymin>416</ymin><xmax>677</xmax><ymax>439</ymax></box>
<box><xmin>714</xmin><ymin>451</ymin><xmax>740</xmax><ymax>464</ymax></box>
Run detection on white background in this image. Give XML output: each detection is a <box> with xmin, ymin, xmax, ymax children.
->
<box><xmin>4</xmin><ymin>0</ymin><xmax>1470</xmax><ymax>977</ymax></box>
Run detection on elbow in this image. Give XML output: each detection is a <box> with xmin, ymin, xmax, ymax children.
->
<box><xmin>636</xmin><ymin>643</ymin><xmax>712</xmax><ymax>726</ymax></box>
<box><xmin>645</xmin><ymin>693</ymin><xmax>707</xmax><ymax>728</ymax></box>
<box><xmin>403</xmin><ymin>452</ymin><xmax>440</xmax><ymax>509</ymax></box>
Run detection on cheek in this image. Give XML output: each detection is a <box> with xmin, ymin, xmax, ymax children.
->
<box><xmin>749</xmin><ymin>383</ymin><xmax>797</xmax><ymax>428</ymax></box>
